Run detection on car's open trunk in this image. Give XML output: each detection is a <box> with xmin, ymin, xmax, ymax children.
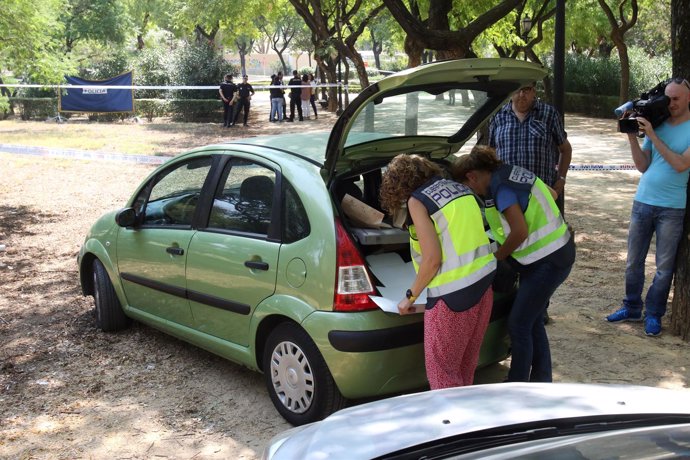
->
<box><xmin>332</xmin><ymin>165</ymin><xmax>516</xmax><ymax>322</ymax></box>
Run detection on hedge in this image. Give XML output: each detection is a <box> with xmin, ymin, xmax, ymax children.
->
<box><xmin>8</xmin><ymin>97</ymin><xmax>223</xmax><ymax>122</ymax></box>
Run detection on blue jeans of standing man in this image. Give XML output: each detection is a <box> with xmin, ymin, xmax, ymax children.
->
<box><xmin>507</xmin><ymin>254</ymin><xmax>573</xmax><ymax>382</ymax></box>
<box><xmin>623</xmin><ymin>200</ymin><xmax>685</xmax><ymax>318</ymax></box>
<box><xmin>270</xmin><ymin>97</ymin><xmax>283</xmax><ymax>121</ymax></box>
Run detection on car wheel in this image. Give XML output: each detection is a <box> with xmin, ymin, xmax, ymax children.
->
<box><xmin>263</xmin><ymin>322</ymin><xmax>345</xmax><ymax>426</ymax></box>
<box><xmin>93</xmin><ymin>259</ymin><xmax>131</xmax><ymax>332</ymax></box>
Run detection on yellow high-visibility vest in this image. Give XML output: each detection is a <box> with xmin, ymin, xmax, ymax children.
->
<box><xmin>409</xmin><ymin>177</ymin><xmax>496</xmax><ymax>311</ymax></box>
<box><xmin>485</xmin><ymin>165</ymin><xmax>570</xmax><ymax>265</ymax></box>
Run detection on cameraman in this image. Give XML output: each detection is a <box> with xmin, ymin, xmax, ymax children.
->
<box><xmin>606</xmin><ymin>78</ymin><xmax>690</xmax><ymax>336</ymax></box>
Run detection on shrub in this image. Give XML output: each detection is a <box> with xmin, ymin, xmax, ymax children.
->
<box><xmin>133</xmin><ymin>47</ymin><xmax>173</xmax><ymax>99</ymax></box>
<box><xmin>10</xmin><ymin>97</ymin><xmax>59</xmax><ymax>120</ymax></box>
<box><xmin>169</xmin><ymin>42</ymin><xmax>236</xmax><ymax>100</ymax></box>
<box><xmin>628</xmin><ymin>47</ymin><xmax>672</xmax><ymax>96</ymax></box>
<box><xmin>299</xmin><ymin>66</ymin><xmax>315</xmax><ymax>76</ymax></box>
<box><xmin>166</xmin><ymin>98</ymin><xmax>222</xmax><ymax>122</ymax></box>
<box><xmin>564</xmin><ymin>48</ymin><xmax>671</xmax><ymax>98</ymax></box>
<box><xmin>0</xmin><ymin>96</ymin><xmax>10</xmax><ymax>119</ymax></box>
<box><xmin>80</xmin><ymin>48</ymin><xmax>132</xmax><ymax>81</ymax></box>
<box><xmin>380</xmin><ymin>56</ymin><xmax>408</xmax><ymax>73</ymax></box>
<box><xmin>564</xmin><ymin>54</ymin><xmax>620</xmax><ymax>96</ymax></box>
<box><xmin>136</xmin><ymin>99</ymin><xmax>169</xmax><ymax>121</ymax></box>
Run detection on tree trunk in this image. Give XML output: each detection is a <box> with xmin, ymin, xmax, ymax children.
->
<box><xmin>669</xmin><ymin>0</ymin><xmax>690</xmax><ymax>340</ymax></box>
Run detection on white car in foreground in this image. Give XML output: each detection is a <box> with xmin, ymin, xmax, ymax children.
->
<box><xmin>263</xmin><ymin>382</ymin><xmax>690</xmax><ymax>459</ymax></box>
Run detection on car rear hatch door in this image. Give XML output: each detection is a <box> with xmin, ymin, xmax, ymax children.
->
<box><xmin>323</xmin><ymin>58</ymin><xmax>548</xmax><ymax>184</ymax></box>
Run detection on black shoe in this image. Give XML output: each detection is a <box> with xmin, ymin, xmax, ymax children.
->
<box><xmin>286</xmin><ymin>119</ymin><xmax>294</xmax><ymax>122</ymax></box>
<box><xmin>243</xmin><ymin>123</ymin><xmax>248</xmax><ymax>127</ymax></box>
<box><xmin>299</xmin><ymin>118</ymin><xmax>304</xmax><ymax>121</ymax></box>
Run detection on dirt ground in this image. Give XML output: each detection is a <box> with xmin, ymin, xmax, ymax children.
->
<box><xmin>2</xmin><ymin>104</ymin><xmax>690</xmax><ymax>459</ymax></box>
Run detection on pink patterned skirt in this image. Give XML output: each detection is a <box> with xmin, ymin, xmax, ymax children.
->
<box><xmin>424</xmin><ymin>287</ymin><xmax>493</xmax><ymax>389</ymax></box>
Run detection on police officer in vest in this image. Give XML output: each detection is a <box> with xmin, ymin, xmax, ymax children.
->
<box><xmin>454</xmin><ymin>145</ymin><xmax>575</xmax><ymax>383</ymax></box>
<box><xmin>380</xmin><ymin>154</ymin><xmax>496</xmax><ymax>389</ymax></box>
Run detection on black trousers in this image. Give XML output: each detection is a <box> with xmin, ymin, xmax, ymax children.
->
<box><xmin>289</xmin><ymin>94</ymin><xmax>303</xmax><ymax>121</ymax></box>
<box><xmin>223</xmin><ymin>101</ymin><xmax>233</xmax><ymax>126</ymax></box>
<box><xmin>233</xmin><ymin>98</ymin><xmax>251</xmax><ymax>125</ymax></box>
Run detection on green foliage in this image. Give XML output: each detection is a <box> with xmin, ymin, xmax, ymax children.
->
<box><xmin>0</xmin><ymin>0</ymin><xmax>74</xmax><ymax>82</ymax></box>
<box><xmin>0</xmin><ymin>96</ymin><xmax>10</xmax><ymax>119</ymax></box>
<box><xmin>564</xmin><ymin>53</ymin><xmax>621</xmax><ymax>95</ymax></box>
<box><xmin>564</xmin><ymin>48</ymin><xmax>671</xmax><ymax>97</ymax></box>
<box><xmin>298</xmin><ymin>66</ymin><xmax>315</xmax><ymax>76</ymax></box>
<box><xmin>628</xmin><ymin>47</ymin><xmax>672</xmax><ymax>96</ymax></box>
<box><xmin>168</xmin><ymin>42</ymin><xmax>234</xmax><ymax>99</ymax></box>
<box><xmin>133</xmin><ymin>46</ymin><xmax>173</xmax><ymax>98</ymax></box>
<box><xmin>61</xmin><ymin>0</ymin><xmax>132</xmax><ymax>50</ymax></box>
<box><xmin>379</xmin><ymin>56</ymin><xmax>407</xmax><ymax>72</ymax></box>
<box><xmin>80</xmin><ymin>47</ymin><xmax>132</xmax><ymax>80</ymax></box>
<box><xmin>166</xmin><ymin>98</ymin><xmax>222</xmax><ymax>121</ymax></box>
<box><xmin>135</xmin><ymin>99</ymin><xmax>169</xmax><ymax>121</ymax></box>
<box><xmin>10</xmin><ymin>97</ymin><xmax>59</xmax><ymax>120</ymax></box>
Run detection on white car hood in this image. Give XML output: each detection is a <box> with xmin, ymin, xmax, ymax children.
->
<box><xmin>264</xmin><ymin>382</ymin><xmax>690</xmax><ymax>459</ymax></box>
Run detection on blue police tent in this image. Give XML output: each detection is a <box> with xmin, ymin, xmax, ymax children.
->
<box><xmin>59</xmin><ymin>72</ymin><xmax>134</xmax><ymax>113</ymax></box>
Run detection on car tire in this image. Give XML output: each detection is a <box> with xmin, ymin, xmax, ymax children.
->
<box><xmin>93</xmin><ymin>259</ymin><xmax>131</xmax><ymax>332</ymax></box>
<box><xmin>263</xmin><ymin>322</ymin><xmax>345</xmax><ymax>426</ymax></box>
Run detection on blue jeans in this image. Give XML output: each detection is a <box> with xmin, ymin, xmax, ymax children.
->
<box><xmin>623</xmin><ymin>200</ymin><xmax>685</xmax><ymax>318</ymax></box>
<box><xmin>507</xmin><ymin>256</ymin><xmax>573</xmax><ymax>382</ymax></box>
<box><xmin>270</xmin><ymin>97</ymin><xmax>283</xmax><ymax>121</ymax></box>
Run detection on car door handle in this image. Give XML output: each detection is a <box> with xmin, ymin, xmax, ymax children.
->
<box><xmin>245</xmin><ymin>260</ymin><xmax>269</xmax><ymax>270</ymax></box>
<box><xmin>166</xmin><ymin>246</ymin><xmax>184</xmax><ymax>256</ymax></box>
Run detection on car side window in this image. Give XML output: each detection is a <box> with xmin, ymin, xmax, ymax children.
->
<box><xmin>139</xmin><ymin>157</ymin><xmax>212</xmax><ymax>227</ymax></box>
<box><xmin>283</xmin><ymin>181</ymin><xmax>310</xmax><ymax>243</ymax></box>
<box><xmin>208</xmin><ymin>159</ymin><xmax>276</xmax><ymax>235</ymax></box>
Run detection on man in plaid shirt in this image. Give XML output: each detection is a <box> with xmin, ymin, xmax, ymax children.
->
<box><xmin>489</xmin><ymin>82</ymin><xmax>572</xmax><ymax>215</ymax></box>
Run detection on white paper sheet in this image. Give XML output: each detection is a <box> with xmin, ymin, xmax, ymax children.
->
<box><xmin>366</xmin><ymin>253</ymin><xmax>427</xmax><ymax>314</ymax></box>
<box><xmin>370</xmin><ymin>296</ymin><xmax>425</xmax><ymax>314</ymax></box>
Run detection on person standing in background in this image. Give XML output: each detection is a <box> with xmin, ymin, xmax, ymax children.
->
<box><xmin>605</xmin><ymin>78</ymin><xmax>690</xmax><ymax>337</ymax></box>
<box><xmin>269</xmin><ymin>74</ymin><xmax>285</xmax><ymax>122</ymax></box>
<box><xmin>301</xmin><ymin>74</ymin><xmax>312</xmax><ymax>119</ymax></box>
<box><xmin>489</xmin><ymin>81</ymin><xmax>572</xmax><ymax>215</ymax></box>
<box><xmin>218</xmin><ymin>74</ymin><xmax>236</xmax><ymax>128</ymax></box>
<box><xmin>287</xmin><ymin>70</ymin><xmax>303</xmax><ymax>122</ymax></box>
<box><xmin>276</xmin><ymin>71</ymin><xmax>287</xmax><ymax>120</ymax></box>
<box><xmin>309</xmin><ymin>73</ymin><xmax>318</xmax><ymax>119</ymax></box>
<box><xmin>232</xmin><ymin>75</ymin><xmax>255</xmax><ymax>127</ymax></box>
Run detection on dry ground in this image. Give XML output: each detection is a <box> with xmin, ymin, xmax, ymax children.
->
<box><xmin>2</xmin><ymin>106</ymin><xmax>690</xmax><ymax>459</ymax></box>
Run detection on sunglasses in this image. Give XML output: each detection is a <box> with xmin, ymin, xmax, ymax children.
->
<box><xmin>671</xmin><ymin>77</ymin><xmax>690</xmax><ymax>89</ymax></box>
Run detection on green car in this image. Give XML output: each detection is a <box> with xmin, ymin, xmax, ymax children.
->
<box><xmin>78</xmin><ymin>58</ymin><xmax>547</xmax><ymax>426</ymax></box>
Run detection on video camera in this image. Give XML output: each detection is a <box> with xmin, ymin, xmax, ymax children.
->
<box><xmin>615</xmin><ymin>80</ymin><xmax>670</xmax><ymax>134</ymax></box>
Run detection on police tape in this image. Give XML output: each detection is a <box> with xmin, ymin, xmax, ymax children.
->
<box><xmin>0</xmin><ymin>83</ymin><xmax>346</xmax><ymax>90</ymax></box>
<box><xmin>1</xmin><ymin>143</ymin><xmax>639</xmax><ymax>170</ymax></box>
<box><xmin>568</xmin><ymin>164</ymin><xmax>637</xmax><ymax>171</ymax></box>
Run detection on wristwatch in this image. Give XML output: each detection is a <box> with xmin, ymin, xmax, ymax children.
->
<box><xmin>406</xmin><ymin>289</ymin><xmax>417</xmax><ymax>302</ymax></box>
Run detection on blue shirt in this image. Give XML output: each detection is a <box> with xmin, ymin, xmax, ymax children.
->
<box><xmin>636</xmin><ymin>119</ymin><xmax>690</xmax><ymax>209</ymax></box>
<box><xmin>489</xmin><ymin>100</ymin><xmax>567</xmax><ymax>187</ymax></box>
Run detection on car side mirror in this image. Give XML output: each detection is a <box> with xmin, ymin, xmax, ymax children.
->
<box><xmin>115</xmin><ymin>207</ymin><xmax>138</xmax><ymax>227</ymax></box>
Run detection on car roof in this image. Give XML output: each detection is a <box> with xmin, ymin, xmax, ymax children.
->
<box><xmin>224</xmin><ymin>132</ymin><xmax>331</xmax><ymax>166</ymax></box>
<box><xmin>265</xmin><ymin>383</ymin><xmax>690</xmax><ymax>459</ymax></box>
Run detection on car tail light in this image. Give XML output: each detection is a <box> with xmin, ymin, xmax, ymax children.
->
<box><xmin>333</xmin><ymin>218</ymin><xmax>378</xmax><ymax>312</ymax></box>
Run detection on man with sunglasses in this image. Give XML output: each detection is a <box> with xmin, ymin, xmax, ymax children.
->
<box><xmin>606</xmin><ymin>78</ymin><xmax>690</xmax><ymax>337</ymax></box>
<box><xmin>488</xmin><ymin>81</ymin><xmax>573</xmax><ymax>324</ymax></box>
<box><xmin>489</xmin><ymin>82</ymin><xmax>572</xmax><ymax>215</ymax></box>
